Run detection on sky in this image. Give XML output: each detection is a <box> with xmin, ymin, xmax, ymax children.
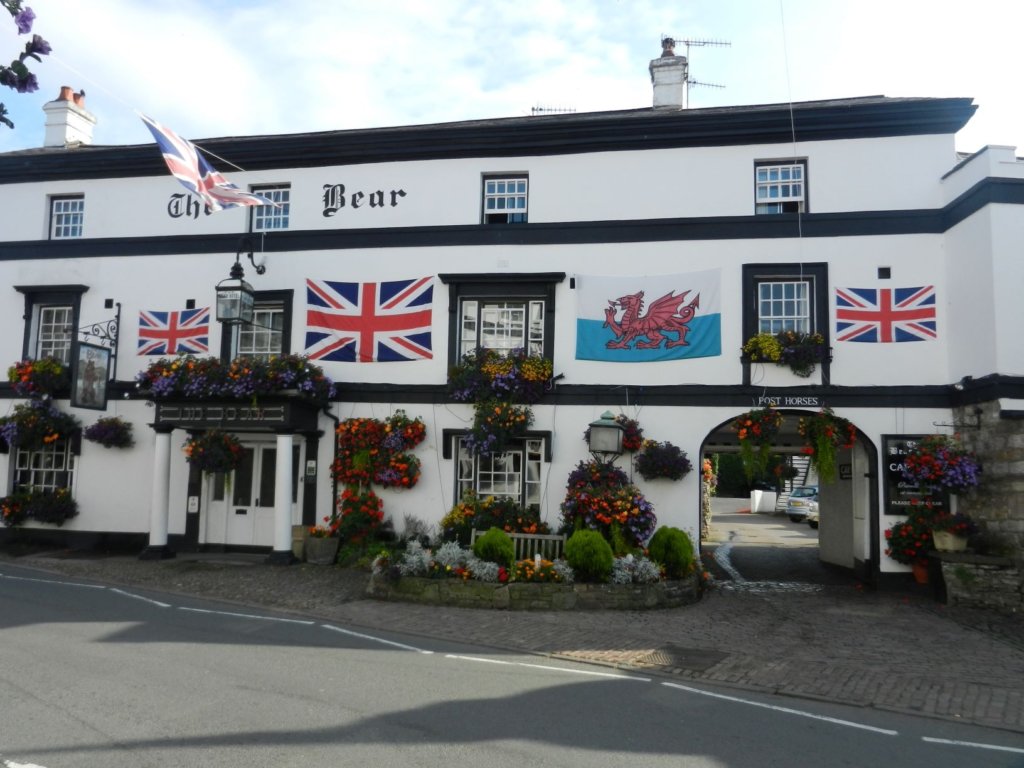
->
<box><xmin>1</xmin><ymin>0</ymin><xmax>1021</xmax><ymax>155</ymax></box>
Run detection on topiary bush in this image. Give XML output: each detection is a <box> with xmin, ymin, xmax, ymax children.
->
<box><xmin>647</xmin><ymin>526</ymin><xmax>695</xmax><ymax>579</ymax></box>
<box><xmin>564</xmin><ymin>529</ymin><xmax>614</xmax><ymax>583</ymax></box>
<box><xmin>472</xmin><ymin>527</ymin><xmax>515</xmax><ymax>568</ymax></box>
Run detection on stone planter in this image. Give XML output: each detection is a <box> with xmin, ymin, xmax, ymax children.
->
<box><xmin>305</xmin><ymin>536</ymin><xmax>340</xmax><ymax>565</ymax></box>
<box><xmin>932</xmin><ymin>530</ymin><xmax>968</xmax><ymax>552</ymax></box>
<box><xmin>367</xmin><ymin>574</ymin><xmax>701</xmax><ymax>610</ymax></box>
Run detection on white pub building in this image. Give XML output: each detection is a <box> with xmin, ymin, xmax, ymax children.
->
<box><xmin>1</xmin><ymin>43</ymin><xmax>1021</xmax><ymax>595</ymax></box>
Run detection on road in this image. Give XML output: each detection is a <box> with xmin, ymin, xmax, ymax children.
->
<box><xmin>2</xmin><ymin>566</ymin><xmax>1022</xmax><ymax>767</ymax></box>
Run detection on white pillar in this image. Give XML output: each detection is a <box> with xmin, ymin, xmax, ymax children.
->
<box><xmin>140</xmin><ymin>427</ymin><xmax>174</xmax><ymax>559</ymax></box>
<box><xmin>269</xmin><ymin>432</ymin><xmax>295</xmax><ymax>564</ymax></box>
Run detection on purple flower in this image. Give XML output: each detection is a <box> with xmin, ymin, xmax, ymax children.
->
<box><xmin>14</xmin><ymin>7</ymin><xmax>35</xmax><ymax>34</ymax></box>
<box><xmin>26</xmin><ymin>34</ymin><xmax>50</xmax><ymax>56</ymax></box>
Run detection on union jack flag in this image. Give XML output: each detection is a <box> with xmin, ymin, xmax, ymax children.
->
<box><xmin>139</xmin><ymin>114</ymin><xmax>275</xmax><ymax>212</ymax></box>
<box><xmin>305</xmin><ymin>277</ymin><xmax>433</xmax><ymax>362</ymax></box>
<box><xmin>138</xmin><ymin>308</ymin><xmax>210</xmax><ymax>355</ymax></box>
<box><xmin>835</xmin><ymin>286</ymin><xmax>937</xmax><ymax>343</ymax></box>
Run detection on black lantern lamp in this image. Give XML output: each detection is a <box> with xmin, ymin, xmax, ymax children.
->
<box><xmin>215</xmin><ymin>244</ymin><xmax>265</xmax><ymax>326</ymax></box>
<box><xmin>588</xmin><ymin>410</ymin><xmax>624</xmax><ymax>465</ymax></box>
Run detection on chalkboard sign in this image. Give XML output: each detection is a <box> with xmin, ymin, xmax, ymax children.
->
<box><xmin>882</xmin><ymin>434</ymin><xmax>950</xmax><ymax>516</ymax></box>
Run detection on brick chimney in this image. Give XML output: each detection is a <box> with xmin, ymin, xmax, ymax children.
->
<box><xmin>42</xmin><ymin>86</ymin><xmax>96</xmax><ymax>147</ymax></box>
<box><xmin>649</xmin><ymin>38</ymin><xmax>688</xmax><ymax>110</ymax></box>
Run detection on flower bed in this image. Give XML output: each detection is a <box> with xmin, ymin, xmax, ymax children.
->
<box><xmin>366</xmin><ymin>573</ymin><xmax>700</xmax><ymax>610</ymax></box>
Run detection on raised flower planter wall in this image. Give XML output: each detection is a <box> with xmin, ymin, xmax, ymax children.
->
<box><xmin>366</xmin><ymin>574</ymin><xmax>700</xmax><ymax>610</ymax></box>
<box><xmin>935</xmin><ymin>552</ymin><xmax>1022</xmax><ymax>613</ymax></box>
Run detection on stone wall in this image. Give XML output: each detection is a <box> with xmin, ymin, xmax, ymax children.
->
<box><xmin>939</xmin><ymin>553</ymin><xmax>1022</xmax><ymax>613</ymax></box>
<box><xmin>367</xmin><ymin>574</ymin><xmax>701</xmax><ymax>610</ymax></box>
<box><xmin>946</xmin><ymin>402</ymin><xmax>1023</xmax><ymax>612</ymax></box>
<box><xmin>957</xmin><ymin>402</ymin><xmax>1024</xmax><ymax>554</ymax></box>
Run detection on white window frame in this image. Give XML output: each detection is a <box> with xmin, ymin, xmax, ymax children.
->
<box><xmin>483</xmin><ymin>176</ymin><xmax>528</xmax><ymax>223</ymax></box>
<box><xmin>15</xmin><ymin>440</ymin><xmax>75</xmax><ymax>492</ymax></box>
<box><xmin>456</xmin><ymin>437</ymin><xmax>544</xmax><ymax>508</ymax></box>
<box><xmin>50</xmin><ymin>195</ymin><xmax>84</xmax><ymax>239</ymax></box>
<box><xmin>235</xmin><ymin>302</ymin><xmax>285</xmax><ymax>360</ymax></box>
<box><xmin>34</xmin><ymin>304</ymin><xmax>74</xmax><ymax>363</ymax></box>
<box><xmin>250</xmin><ymin>185</ymin><xmax>290</xmax><ymax>232</ymax></box>
<box><xmin>757</xmin><ymin>280</ymin><xmax>811</xmax><ymax>334</ymax></box>
<box><xmin>459</xmin><ymin>298</ymin><xmax>544</xmax><ymax>357</ymax></box>
<box><xmin>755</xmin><ymin>162</ymin><xmax>805</xmax><ymax>215</ymax></box>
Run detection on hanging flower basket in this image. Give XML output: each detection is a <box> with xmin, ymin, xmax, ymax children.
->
<box><xmin>901</xmin><ymin>434</ymin><xmax>982</xmax><ymax>493</ymax></box>
<box><xmin>336</xmin><ymin>485</ymin><xmax>385</xmax><ymax>545</ymax></box>
<box><xmin>0</xmin><ymin>399</ymin><xmax>81</xmax><ymax>450</ymax></box>
<box><xmin>732</xmin><ymin>407</ymin><xmax>783</xmax><ymax>481</ymax></box>
<box><xmin>381</xmin><ymin>409</ymin><xmax>427</xmax><ymax>453</ymax></box>
<box><xmin>559</xmin><ymin>460</ymin><xmax>657</xmax><ymax>551</ymax></box>
<box><xmin>465</xmin><ymin>399</ymin><xmax>533</xmax><ymax>456</ymax></box>
<box><xmin>797</xmin><ymin>408</ymin><xmax>856</xmax><ymax>483</ymax></box>
<box><xmin>7</xmin><ymin>358</ymin><xmax>70</xmax><ymax>398</ymax></box>
<box><xmin>83</xmin><ymin>416</ymin><xmax>134</xmax><ymax>449</ymax></box>
<box><xmin>634</xmin><ymin>440</ymin><xmax>692</xmax><ymax>481</ymax></box>
<box><xmin>183</xmin><ymin>430</ymin><xmax>244</xmax><ymax>474</ymax></box>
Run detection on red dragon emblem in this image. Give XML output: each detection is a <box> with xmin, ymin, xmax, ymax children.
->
<box><xmin>603</xmin><ymin>290</ymin><xmax>700</xmax><ymax>350</ymax></box>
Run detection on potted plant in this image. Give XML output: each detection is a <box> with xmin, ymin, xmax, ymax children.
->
<box><xmin>305</xmin><ymin>516</ymin><xmax>341</xmax><ymax>565</ymax></box>
<box><xmin>183</xmin><ymin>430</ymin><xmax>245</xmax><ymax>474</ymax></box>
<box><xmin>7</xmin><ymin>357</ymin><xmax>70</xmax><ymax>398</ymax></box>
<box><xmin>797</xmin><ymin>408</ymin><xmax>857</xmax><ymax>483</ymax></box>
<box><xmin>559</xmin><ymin>459</ymin><xmax>657</xmax><ymax>553</ymax></box>
<box><xmin>0</xmin><ymin>399</ymin><xmax>81</xmax><ymax>450</ymax></box>
<box><xmin>884</xmin><ymin>512</ymin><xmax>933</xmax><ymax>583</ymax></box>
<box><xmin>732</xmin><ymin>407</ymin><xmax>784</xmax><ymax>481</ymax></box>
<box><xmin>742</xmin><ymin>331</ymin><xmax>829</xmax><ymax>377</ymax></box>
<box><xmin>83</xmin><ymin>416</ymin><xmax>134</xmax><ymax>449</ymax></box>
<box><xmin>634</xmin><ymin>439</ymin><xmax>692</xmax><ymax>481</ymax></box>
<box><xmin>901</xmin><ymin>434</ymin><xmax>982</xmax><ymax>494</ymax></box>
<box><xmin>929</xmin><ymin>511</ymin><xmax>978</xmax><ymax>552</ymax></box>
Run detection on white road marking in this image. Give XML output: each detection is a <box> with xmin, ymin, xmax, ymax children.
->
<box><xmin>0</xmin><ymin>572</ymin><xmax>104</xmax><ymax>589</ymax></box>
<box><xmin>322</xmin><ymin>623</ymin><xmax>433</xmax><ymax>654</ymax></box>
<box><xmin>922</xmin><ymin>736</ymin><xmax>1024</xmax><ymax>754</ymax></box>
<box><xmin>178</xmin><ymin>606</ymin><xmax>314</xmax><ymax>624</ymax></box>
<box><xmin>446</xmin><ymin>654</ymin><xmax>650</xmax><ymax>681</ymax></box>
<box><xmin>712</xmin><ymin>542</ymin><xmax>745</xmax><ymax>583</ymax></box>
<box><xmin>108</xmin><ymin>588</ymin><xmax>171</xmax><ymax>608</ymax></box>
<box><xmin>662</xmin><ymin>682</ymin><xmax>899</xmax><ymax>735</ymax></box>
<box><xmin>3</xmin><ymin>760</ymin><xmax>50</xmax><ymax>768</ymax></box>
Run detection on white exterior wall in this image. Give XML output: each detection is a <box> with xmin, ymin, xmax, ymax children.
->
<box><xmin>3</xmin><ymin>102</ymin><xmax>1019</xmax><ymax>580</ymax></box>
<box><xmin>0</xmin><ymin>134</ymin><xmax>961</xmax><ymax>242</ymax></box>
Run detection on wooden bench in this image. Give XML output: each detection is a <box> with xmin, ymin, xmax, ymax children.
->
<box><xmin>470</xmin><ymin>529</ymin><xmax>566</xmax><ymax>561</ymax></box>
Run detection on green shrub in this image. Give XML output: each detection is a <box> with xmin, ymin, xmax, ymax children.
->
<box><xmin>472</xmin><ymin>527</ymin><xmax>515</xmax><ymax>568</ymax></box>
<box><xmin>564</xmin><ymin>529</ymin><xmax>613</xmax><ymax>582</ymax></box>
<box><xmin>647</xmin><ymin>526</ymin><xmax>695</xmax><ymax>579</ymax></box>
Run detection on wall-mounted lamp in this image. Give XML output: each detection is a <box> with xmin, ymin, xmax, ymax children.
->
<box><xmin>215</xmin><ymin>250</ymin><xmax>257</xmax><ymax>326</ymax></box>
<box><xmin>587</xmin><ymin>410</ymin><xmax>624</xmax><ymax>466</ymax></box>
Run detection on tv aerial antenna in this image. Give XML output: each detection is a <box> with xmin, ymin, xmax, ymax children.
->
<box><xmin>662</xmin><ymin>35</ymin><xmax>731</xmax><ymax>108</ymax></box>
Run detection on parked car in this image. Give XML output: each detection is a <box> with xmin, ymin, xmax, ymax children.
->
<box><xmin>785</xmin><ymin>485</ymin><xmax>819</xmax><ymax>523</ymax></box>
<box><xmin>805</xmin><ymin>506</ymin><xmax>820</xmax><ymax>530</ymax></box>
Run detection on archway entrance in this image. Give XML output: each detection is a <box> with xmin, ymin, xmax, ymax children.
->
<box><xmin>699</xmin><ymin>409</ymin><xmax>879</xmax><ymax>588</ymax></box>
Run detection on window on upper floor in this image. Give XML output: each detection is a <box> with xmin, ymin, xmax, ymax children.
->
<box><xmin>250</xmin><ymin>185</ymin><xmax>290</xmax><ymax>231</ymax></box>
<box><xmin>483</xmin><ymin>175</ymin><xmax>528</xmax><ymax>223</ymax></box>
<box><xmin>755</xmin><ymin>161</ymin><xmax>806</xmax><ymax>214</ymax></box>
<box><xmin>439</xmin><ymin>273</ymin><xmax>563</xmax><ymax>362</ymax></box>
<box><xmin>455</xmin><ymin>435</ymin><xmax>546</xmax><ymax>510</ymax></box>
<box><xmin>220</xmin><ymin>290</ymin><xmax>292</xmax><ymax>361</ymax></box>
<box><xmin>14</xmin><ymin>439</ymin><xmax>75</xmax><ymax>493</ymax></box>
<box><xmin>757</xmin><ymin>280</ymin><xmax>811</xmax><ymax>334</ymax></box>
<box><xmin>14</xmin><ymin>285</ymin><xmax>87</xmax><ymax>366</ymax></box>
<box><xmin>49</xmin><ymin>195</ymin><xmax>84</xmax><ymax>239</ymax></box>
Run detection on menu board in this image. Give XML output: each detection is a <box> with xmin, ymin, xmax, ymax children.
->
<box><xmin>882</xmin><ymin>434</ymin><xmax>950</xmax><ymax>516</ymax></box>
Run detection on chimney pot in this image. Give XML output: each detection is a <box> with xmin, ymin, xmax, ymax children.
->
<box><xmin>43</xmin><ymin>86</ymin><xmax>96</xmax><ymax>147</ymax></box>
<box><xmin>649</xmin><ymin>43</ymin><xmax>688</xmax><ymax>110</ymax></box>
